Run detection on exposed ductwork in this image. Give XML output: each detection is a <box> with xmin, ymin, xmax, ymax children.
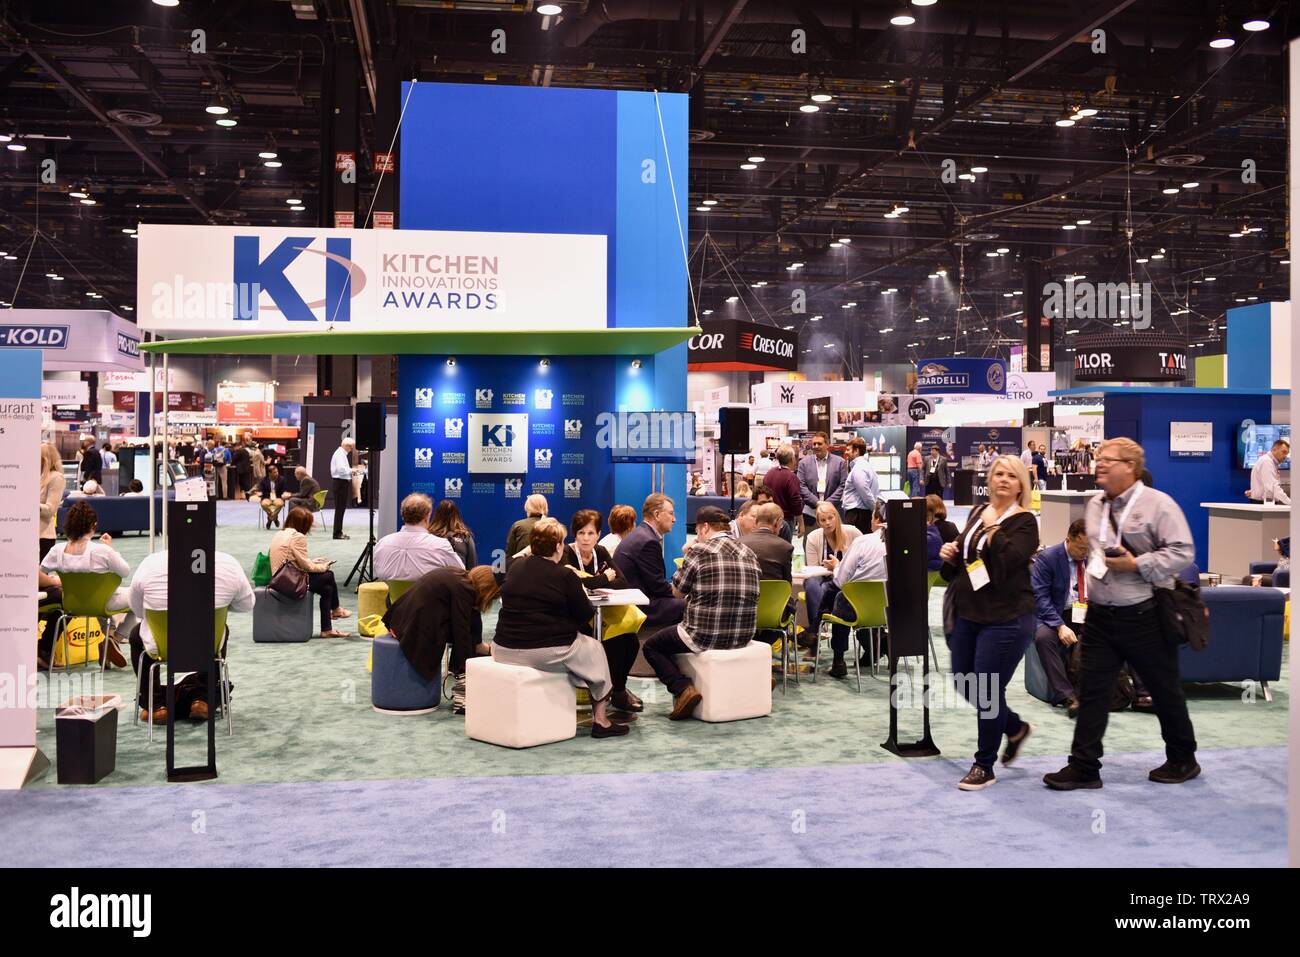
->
<box><xmin>556</xmin><ymin>0</ymin><xmax>1224</xmax><ymax>52</ymax></box>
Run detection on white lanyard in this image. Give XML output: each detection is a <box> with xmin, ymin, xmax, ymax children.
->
<box><xmin>575</xmin><ymin>546</ymin><xmax>596</xmax><ymax>574</ymax></box>
<box><xmin>1098</xmin><ymin>483</ymin><xmax>1145</xmax><ymax>548</ymax></box>
<box><xmin>963</xmin><ymin>503</ymin><xmax>1020</xmax><ymax>564</ymax></box>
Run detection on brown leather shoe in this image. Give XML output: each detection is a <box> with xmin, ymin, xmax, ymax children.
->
<box><xmin>669</xmin><ymin>684</ymin><xmax>703</xmax><ymax>720</ymax></box>
<box><xmin>139</xmin><ymin>706</ymin><xmax>168</xmax><ymax>724</ymax></box>
<box><xmin>101</xmin><ymin>640</ymin><xmax>128</xmax><ymax>669</ymax></box>
<box><xmin>188</xmin><ymin>699</ymin><xmax>209</xmax><ymax>721</ymax></box>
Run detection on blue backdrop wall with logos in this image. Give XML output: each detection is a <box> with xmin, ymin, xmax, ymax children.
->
<box><xmin>398</xmin><ymin>83</ymin><xmax>690</xmax><ymax>565</ymax></box>
<box><xmin>398</xmin><ymin>354</ymin><xmax>621</xmax><ymax>569</ymax></box>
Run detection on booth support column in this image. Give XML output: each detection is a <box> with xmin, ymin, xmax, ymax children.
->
<box><xmin>147</xmin><ymin>347</ymin><xmax>156</xmax><ymax>553</ymax></box>
<box><xmin>162</xmin><ymin>352</ymin><xmax>169</xmax><ymax>542</ymax></box>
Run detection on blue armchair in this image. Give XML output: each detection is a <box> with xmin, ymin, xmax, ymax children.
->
<box><xmin>1180</xmin><ymin>585</ymin><xmax>1285</xmax><ymax>701</ymax></box>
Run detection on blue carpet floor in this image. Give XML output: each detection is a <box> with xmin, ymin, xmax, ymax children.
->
<box><xmin>1</xmin><ymin>746</ymin><xmax>1282</xmax><ymax>868</ymax></box>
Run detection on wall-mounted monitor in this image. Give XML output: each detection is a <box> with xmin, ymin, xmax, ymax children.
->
<box><xmin>1238</xmin><ymin>422</ymin><xmax>1291</xmax><ymax>470</ymax></box>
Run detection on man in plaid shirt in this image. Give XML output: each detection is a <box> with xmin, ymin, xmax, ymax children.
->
<box><xmin>643</xmin><ymin>506</ymin><xmax>761</xmax><ymax>719</ymax></box>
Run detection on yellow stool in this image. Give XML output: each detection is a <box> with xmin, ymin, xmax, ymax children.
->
<box><xmin>358</xmin><ymin>581</ymin><xmax>389</xmax><ymax>621</ymax></box>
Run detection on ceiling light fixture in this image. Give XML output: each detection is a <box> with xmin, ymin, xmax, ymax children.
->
<box><xmin>747</xmin><ymin>155</ymin><xmax>765</xmax><ymax>163</ymax></box>
<box><xmin>69</xmin><ymin>189</ymin><xmax>88</xmax><ymax>199</ymax></box>
<box><xmin>1076</xmin><ymin>219</ymin><xmax>1091</xmax><ymax>226</ymax></box>
<box><xmin>1242</xmin><ymin>17</ymin><xmax>1270</xmax><ymax>32</ymax></box>
<box><xmin>1162</xmin><ymin>186</ymin><xmax>1180</xmax><ymax>195</ymax></box>
<box><xmin>996</xmin><ymin>247</ymin><xmax>1010</xmax><ymax>254</ymax></box>
<box><xmin>79</xmin><ymin>198</ymin><xmax>96</xmax><ymax>205</ymax></box>
<box><xmin>264</xmin><ymin>160</ymin><xmax>282</xmax><ymax>168</ymax></box>
<box><xmin>701</xmin><ymin>197</ymin><xmax>718</xmax><ymax>206</ymax></box>
<box><xmin>1210</xmin><ymin>16</ymin><xmax>1236</xmax><ymax>48</ymax></box>
<box><xmin>696</xmin><ymin>206</ymin><xmax>710</xmax><ymax>212</ymax></box>
<box><xmin>725</xmin><ymin>296</ymin><xmax>739</xmax><ymax>303</ymax></box>
<box><xmin>1055</xmin><ymin>111</ymin><xmax>1076</xmax><ymax>128</ymax></box>
<box><xmin>890</xmin><ymin>10</ymin><xmax>916</xmax><ymax>26</ymax></box>
<box><xmin>153</xmin><ymin>0</ymin><xmax>180</xmax><ymax>6</ymax></box>
<box><xmin>6</xmin><ymin>142</ymin><xmax>27</xmax><ymax>151</ymax></box>
<box><xmin>1061</xmin><ymin>223</ymin><xmax>1077</xmax><ymax>230</ymax></box>
<box><xmin>205</xmin><ymin>97</ymin><xmax>229</xmax><ymax>116</ymax></box>
<box><xmin>970</xmin><ymin>165</ymin><xmax>988</xmax><ymax>174</ymax></box>
<box><xmin>286</xmin><ymin>198</ymin><xmax>302</xmax><ymax>205</ymax></box>
<box><xmin>739</xmin><ymin>162</ymin><xmax>757</xmax><ymax>170</ymax></box>
<box><xmin>216</xmin><ymin>117</ymin><xmax>238</xmax><ymax>127</ymax></box>
<box><xmin>537</xmin><ymin>3</ymin><xmax>563</xmax><ymax>15</ymax></box>
<box><xmin>258</xmin><ymin>149</ymin><xmax>278</xmax><ymax>160</ymax></box>
<box><xmin>800</xmin><ymin>103</ymin><xmax>820</xmax><ymax>113</ymax></box>
<box><xmin>810</xmin><ymin>315</ymin><xmax>822</xmax><ymax>321</ymax></box>
<box><xmin>828</xmin><ymin>241</ymin><xmax>843</xmax><ymax>248</ymax></box>
<box><xmin>810</xmin><ymin>90</ymin><xmax>833</xmax><ymax>104</ymax></box>
<box><xmin>1076</xmin><ymin>107</ymin><xmax>1099</xmax><ymax>117</ymax></box>
<box><xmin>1182</xmin><ymin>181</ymin><xmax>1199</xmax><ymax>189</ymax></box>
<box><xmin>958</xmin><ymin>172</ymin><xmax>976</xmax><ymax>181</ymax></box>
<box><xmin>702</xmin><ymin>309</ymin><xmax>714</xmax><ymax>316</ymax></box>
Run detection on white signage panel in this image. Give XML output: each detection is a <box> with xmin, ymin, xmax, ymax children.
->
<box><xmin>1170</xmin><ymin>421</ymin><xmax>1214</xmax><ymax>457</ymax></box>
<box><xmin>0</xmin><ymin>350</ymin><xmax>41</xmax><ymax>752</ymax></box>
<box><xmin>467</xmin><ymin>413</ymin><xmax>529</xmax><ymax>474</ymax></box>
<box><xmin>137</xmin><ymin>224</ymin><xmax>608</xmax><ymax>334</ymax></box>
<box><xmin>41</xmin><ymin>380</ymin><xmax>89</xmax><ymax>406</ymax></box>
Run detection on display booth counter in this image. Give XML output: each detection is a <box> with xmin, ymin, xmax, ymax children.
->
<box><xmin>1040</xmin><ymin>489</ymin><xmax>1101</xmax><ymax>545</ymax></box>
<box><xmin>1201</xmin><ymin>503</ymin><xmax>1291</xmax><ymax>578</ymax></box>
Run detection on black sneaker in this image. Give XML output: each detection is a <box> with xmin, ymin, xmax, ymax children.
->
<box><xmin>1001</xmin><ymin>722</ymin><xmax>1034</xmax><ymax>766</ymax></box>
<box><xmin>591</xmin><ymin>720</ymin><xmax>630</xmax><ymax>739</ymax></box>
<box><xmin>1043</xmin><ymin>765</ymin><xmax>1103</xmax><ymax>790</ymax></box>
<box><xmin>957</xmin><ymin>765</ymin><xmax>996</xmax><ymax>791</ymax></box>
<box><xmin>829</xmin><ymin>659</ymin><xmax>847</xmax><ymax>679</ymax></box>
<box><xmin>1148</xmin><ymin>760</ymin><xmax>1201</xmax><ymax>784</ymax></box>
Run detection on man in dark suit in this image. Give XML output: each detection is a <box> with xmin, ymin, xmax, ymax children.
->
<box><xmin>256</xmin><ymin>464</ymin><xmax>290</xmax><ymax>528</ymax></box>
<box><xmin>286</xmin><ymin>466</ymin><xmax>321</xmax><ymax>513</ymax></box>
<box><xmin>796</xmin><ymin>431</ymin><xmax>846</xmax><ymax>534</ymax></box>
<box><xmin>613</xmin><ymin>492</ymin><xmax>685</xmax><ymax>631</ymax></box>
<box><xmin>923</xmin><ymin>445</ymin><xmax>950</xmax><ymax>497</ymax></box>
<box><xmin>1030</xmin><ymin>519</ymin><xmax>1091</xmax><ymax>712</ymax></box>
<box><xmin>739</xmin><ymin>502</ymin><xmax>796</xmax><ymax>640</ymax></box>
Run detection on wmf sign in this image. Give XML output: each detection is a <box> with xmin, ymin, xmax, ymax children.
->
<box><xmin>467</xmin><ymin>413</ymin><xmax>529</xmax><ymax>473</ymax></box>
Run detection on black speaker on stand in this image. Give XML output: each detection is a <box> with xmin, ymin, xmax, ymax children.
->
<box><xmin>345</xmin><ymin>401</ymin><xmax>385</xmax><ymax>587</ymax></box>
<box><xmin>880</xmin><ymin>497</ymin><xmax>940</xmax><ymax>758</ymax></box>
<box><xmin>719</xmin><ymin>406</ymin><xmax>749</xmax><ymax>517</ymax></box>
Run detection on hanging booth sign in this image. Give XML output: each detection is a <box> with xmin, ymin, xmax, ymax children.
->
<box><xmin>916</xmin><ymin>357</ymin><xmax>1008</xmax><ymax>396</ymax></box>
<box><xmin>217</xmin><ymin>381</ymin><xmax>275</xmax><ymax>424</ymax></box>
<box><xmin>136</xmin><ymin>224</ymin><xmax>607</xmax><ymax>334</ymax></box>
<box><xmin>879</xmin><ymin>394</ymin><xmax>935</xmax><ymax>424</ymax></box>
<box><xmin>688</xmin><ymin>319</ymin><xmax>798</xmax><ymax>372</ymax></box>
<box><xmin>42</xmin><ymin>380</ymin><xmax>90</xmax><ymax>406</ymax></box>
<box><xmin>0</xmin><ymin>310</ymin><xmax>146</xmax><ymax>372</ymax></box>
<box><xmin>1072</xmin><ymin>333</ymin><xmax>1188</xmax><ymax>382</ymax></box>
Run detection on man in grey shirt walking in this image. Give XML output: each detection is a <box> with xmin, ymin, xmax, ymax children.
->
<box><xmin>1044</xmin><ymin>437</ymin><xmax>1198</xmax><ymax>790</ymax></box>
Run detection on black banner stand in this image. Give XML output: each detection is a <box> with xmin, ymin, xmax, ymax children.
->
<box><xmin>880</xmin><ymin>498</ymin><xmax>940</xmax><ymax>758</ymax></box>
<box><xmin>165</xmin><ymin>499</ymin><xmax>218</xmax><ymax>783</ymax></box>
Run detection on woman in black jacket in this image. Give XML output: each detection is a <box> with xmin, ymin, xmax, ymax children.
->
<box><xmin>939</xmin><ymin>455</ymin><xmax>1041</xmax><ymax>791</ymax></box>
<box><xmin>493</xmin><ymin>518</ymin><xmax>629</xmax><ymax>739</ymax></box>
<box><xmin>430</xmin><ymin>499</ymin><xmax>478</xmax><ymax>569</ymax></box>
<box><xmin>562</xmin><ymin>509</ymin><xmax>640</xmax><ymax>716</ymax></box>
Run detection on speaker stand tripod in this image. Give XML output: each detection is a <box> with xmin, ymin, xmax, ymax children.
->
<box><xmin>344</xmin><ymin>453</ymin><xmax>376</xmax><ymax>587</ymax></box>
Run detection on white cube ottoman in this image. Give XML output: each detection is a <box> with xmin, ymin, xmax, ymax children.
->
<box><xmin>465</xmin><ymin>656</ymin><xmax>577</xmax><ymax>748</ymax></box>
<box><xmin>675</xmin><ymin>640</ymin><xmax>773</xmax><ymax>722</ymax></box>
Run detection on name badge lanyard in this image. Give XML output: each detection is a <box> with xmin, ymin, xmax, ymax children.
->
<box><xmin>1098</xmin><ymin>483</ymin><xmax>1145</xmax><ymax>551</ymax></box>
<box><xmin>963</xmin><ymin>504</ymin><xmax>1019</xmax><ymax>564</ymax></box>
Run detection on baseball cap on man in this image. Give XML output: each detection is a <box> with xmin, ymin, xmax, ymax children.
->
<box><xmin>695</xmin><ymin>506</ymin><xmax>730</xmax><ymax>527</ymax></box>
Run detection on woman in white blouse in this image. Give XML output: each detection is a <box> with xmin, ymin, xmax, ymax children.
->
<box><xmin>40</xmin><ymin>500</ymin><xmax>134</xmax><ymax>667</ymax></box>
<box><xmin>802</xmin><ymin>502</ymin><xmax>863</xmax><ymax>644</ymax></box>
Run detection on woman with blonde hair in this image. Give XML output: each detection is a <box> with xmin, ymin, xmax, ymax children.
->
<box><xmin>39</xmin><ymin>443</ymin><xmax>66</xmax><ymax>561</ymax></box>
<box><xmin>803</xmin><ymin>501</ymin><xmax>863</xmax><ymax>643</ymax></box>
<box><xmin>938</xmin><ymin>454</ymin><xmax>1040</xmax><ymax>791</ymax></box>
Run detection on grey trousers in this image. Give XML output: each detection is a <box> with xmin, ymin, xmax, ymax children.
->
<box><xmin>492</xmin><ymin>634</ymin><xmax>612</xmax><ymax>702</ymax></box>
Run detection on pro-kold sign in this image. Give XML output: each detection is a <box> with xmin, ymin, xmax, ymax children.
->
<box><xmin>1072</xmin><ymin>333</ymin><xmax>1187</xmax><ymax>383</ymax></box>
<box><xmin>687</xmin><ymin>319</ymin><xmax>798</xmax><ymax>372</ymax></box>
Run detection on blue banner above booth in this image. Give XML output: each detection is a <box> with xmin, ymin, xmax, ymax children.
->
<box><xmin>916</xmin><ymin>357</ymin><xmax>1008</xmax><ymax>395</ymax></box>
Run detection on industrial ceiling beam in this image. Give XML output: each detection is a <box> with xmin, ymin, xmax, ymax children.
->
<box><xmin>697</xmin><ymin>0</ymin><xmax>748</xmax><ymax>70</ymax></box>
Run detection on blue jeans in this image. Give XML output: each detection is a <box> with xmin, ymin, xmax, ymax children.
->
<box><xmin>907</xmin><ymin>469</ymin><xmax>921</xmax><ymax>496</ymax></box>
<box><xmin>804</xmin><ymin>575</ymin><xmax>831</xmax><ymax>638</ymax></box>
<box><xmin>947</xmin><ymin>613</ymin><xmax>1035</xmax><ymax>770</ymax></box>
<box><xmin>827</xmin><ymin>589</ymin><xmax>862</xmax><ymax>655</ymax></box>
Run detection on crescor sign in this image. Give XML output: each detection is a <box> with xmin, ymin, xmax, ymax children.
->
<box><xmin>687</xmin><ymin>318</ymin><xmax>798</xmax><ymax>372</ymax></box>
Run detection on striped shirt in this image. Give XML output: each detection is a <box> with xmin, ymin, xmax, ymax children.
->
<box><xmin>673</xmin><ymin>532</ymin><xmax>760</xmax><ymax>651</ymax></box>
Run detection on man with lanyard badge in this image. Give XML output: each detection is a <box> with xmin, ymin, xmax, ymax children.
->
<box><xmin>1044</xmin><ymin>437</ymin><xmax>1198</xmax><ymax>790</ymax></box>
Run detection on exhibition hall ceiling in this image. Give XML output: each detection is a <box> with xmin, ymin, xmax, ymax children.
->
<box><xmin>0</xmin><ymin>0</ymin><xmax>1288</xmax><ymax>369</ymax></box>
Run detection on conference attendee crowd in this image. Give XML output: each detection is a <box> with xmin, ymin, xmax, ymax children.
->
<box><xmin>34</xmin><ymin>432</ymin><xmax>1222</xmax><ymax>792</ymax></box>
